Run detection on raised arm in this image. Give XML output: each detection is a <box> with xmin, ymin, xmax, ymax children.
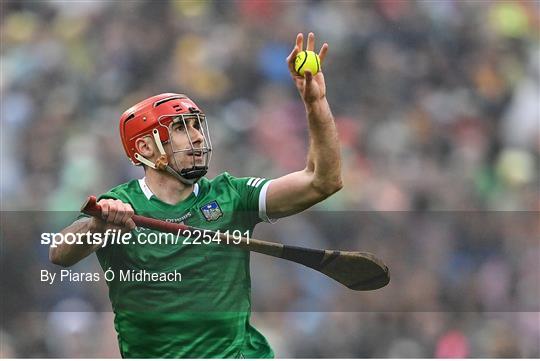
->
<box><xmin>49</xmin><ymin>199</ymin><xmax>135</xmax><ymax>267</ymax></box>
<box><xmin>266</xmin><ymin>33</ymin><xmax>342</xmax><ymax>219</ymax></box>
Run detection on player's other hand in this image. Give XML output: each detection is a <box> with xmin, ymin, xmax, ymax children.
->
<box><xmin>90</xmin><ymin>199</ymin><xmax>136</xmax><ymax>232</ymax></box>
<box><xmin>286</xmin><ymin>32</ymin><xmax>328</xmax><ymax>104</ymax></box>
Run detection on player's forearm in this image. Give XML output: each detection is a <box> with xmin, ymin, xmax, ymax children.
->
<box><xmin>305</xmin><ymin>97</ymin><xmax>342</xmax><ymax>194</ymax></box>
<box><xmin>49</xmin><ymin>218</ymin><xmax>103</xmax><ymax>267</ymax></box>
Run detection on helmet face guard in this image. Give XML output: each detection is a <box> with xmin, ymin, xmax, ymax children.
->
<box><xmin>120</xmin><ymin>93</ymin><xmax>212</xmax><ymax>185</ymax></box>
<box><xmin>158</xmin><ymin>112</ymin><xmax>212</xmax><ymax>182</ymax></box>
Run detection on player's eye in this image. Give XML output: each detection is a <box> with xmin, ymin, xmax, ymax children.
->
<box><xmin>197</xmin><ymin>117</ymin><xmax>206</xmax><ymax>128</ymax></box>
<box><xmin>174</xmin><ymin>123</ymin><xmax>185</xmax><ymax>132</ymax></box>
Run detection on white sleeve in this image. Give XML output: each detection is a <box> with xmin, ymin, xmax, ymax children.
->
<box><xmin>258</xmin><ymin>180</ymin><xmax>277</xmax><ymax>223</ymax></box>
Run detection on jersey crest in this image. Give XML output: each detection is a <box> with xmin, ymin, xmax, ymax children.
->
<box><xmin>200</xmin><ymin>200</ymin><xmax>223</xmax><ymax>221</ymax></box>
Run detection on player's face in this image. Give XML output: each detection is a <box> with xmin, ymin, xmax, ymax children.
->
<box><xmin>167</xmin><ymin>115</ymin><xmax>208</xmax><ymax>170</ymax></box>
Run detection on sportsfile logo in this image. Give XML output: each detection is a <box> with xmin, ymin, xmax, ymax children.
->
<box><xmin>41</xmin><ymin>229</ymin><xmax>250</xmax><ymax>248</ymax></box>
<box><xmin>41</xmin><ymin>230</ymin><xmax>130</xmax><ymax>248</ymax></box>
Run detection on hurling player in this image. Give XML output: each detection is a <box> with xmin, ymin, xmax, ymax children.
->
<box><xmin>50</xmin><ymin>33</ymin><xmax>342</xmax><ymax>358</ymax></box>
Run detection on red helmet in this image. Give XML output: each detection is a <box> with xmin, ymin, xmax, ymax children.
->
<box><xmin>119</xmin><ymin>93</ymin><xmax>212</xmax><ymax>184</ymax></box>
<box><xmin>120</xmin><ymin>93</ymin><xmax>204</xmax><ymax>164</ymax></box>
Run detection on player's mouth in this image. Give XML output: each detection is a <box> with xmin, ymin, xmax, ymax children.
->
<box><xmin>186</xmin><ymin>150</ymin><xmax>209</xmax><ymax>163</ymax></box>
<box><xmin>187</xmin><ymin>150</ymin><xmax>205</xmax><ymax>157</ymax></box>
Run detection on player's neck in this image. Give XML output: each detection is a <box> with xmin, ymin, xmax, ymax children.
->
<box><xmin>144</xmin><ymin>168</ymin><xmax>194</xmax><ymax>205</ymax></box>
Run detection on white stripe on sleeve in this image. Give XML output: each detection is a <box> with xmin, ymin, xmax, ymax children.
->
<box><xmin>258</xmin><ymin>180</ymin><xmax>277</xmax><ymax>223</ymax></box>
<box><xmin>253</xmin><ymin>178</ymin><xmax>266</xmax><ymax>187</ymax></box>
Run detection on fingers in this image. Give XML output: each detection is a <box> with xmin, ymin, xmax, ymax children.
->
<box><xmin>286</xmin><ymin>45</ymin><xmax>299</xmax><ymax>74</ymax></box>
<box><xmin>119</xmin><ymin>202</ymin><xmax>135</xmax><ymax>230</ymax></box>
<box><xmin>97</xmin><ymin>199</ymin><xmax>135</xmax><ymax>229</ymax></box>
<box><xmin>306</xmin><ymin>32</ymin><xmax>315</xmax><ymax>51</ymax></box>
<box><xmin>304</xmin><ymin>70</ymin><xmax>313</xmax><ymax>85</ymax></box>
<box><xmin>286</xmin><ymin>33</ymin><xmax>304</xmax><ymax>74</ymax></box>
<box><xmin>100</xmin><ymin>200</ymin><xmax>110</xmax><ymax>220</ymax></box>
<box><xmin>125</xmin><ymin>219</ymin><xmax>136</xmax><ymax>231</ymax></box>
<box><xmin>111</xmin><ymin>200</ymin><xmax>124</xmax><ymax>224</ymax></box>
<box><xmin>295</xmin><ymin>32</ymin><xmax>303</xmax><ymax>51</ymax></box>
<box><xmin>287</xmin><ymin>32</ymin><xmax>328</xmax><ymax>75</ymax></box>
<box><xmin>319</xmin><ymin>43</ymin><xmax>329</xmax><ymax>65</ymax></box>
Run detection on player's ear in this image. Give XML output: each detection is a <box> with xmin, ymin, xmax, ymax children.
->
<box><xmin>135</xmin><ymin>136</ymin><xmax>155</xmax><ymax>159</ymax></box>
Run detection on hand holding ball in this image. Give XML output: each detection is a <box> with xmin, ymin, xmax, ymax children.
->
<box><xmin>294</xmin><ymin>50</ymin><xmax>321</xmax><ymax>77</ymax></box>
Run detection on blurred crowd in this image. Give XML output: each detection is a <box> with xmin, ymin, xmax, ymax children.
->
<box><xmin>1</xmin><ymin>0</ymin><xmax>539</xmax><ymax>358</ymax></box>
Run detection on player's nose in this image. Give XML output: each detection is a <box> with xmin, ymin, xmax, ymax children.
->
<box><xmin>188</xmin><ymin>125</ymin><xmax>204</xmax><ymax>146</ymax></box>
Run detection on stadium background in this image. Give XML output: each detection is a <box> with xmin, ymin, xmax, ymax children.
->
<box><xmin>1</xmin><ymin>0</ymin><xmax>539</xmax><ymax>357</ymax></box>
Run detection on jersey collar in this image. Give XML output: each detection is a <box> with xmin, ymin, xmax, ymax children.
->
<box><xmin>138</xmin><ymin>177</ymin><xmax>199</xmax><ymax>200</ymax></box>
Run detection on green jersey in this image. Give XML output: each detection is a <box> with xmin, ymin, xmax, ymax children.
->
<box><xmin>85</xmin><ymin>172</ymin><xmax>274</xmax><ymax>358</ymax></box>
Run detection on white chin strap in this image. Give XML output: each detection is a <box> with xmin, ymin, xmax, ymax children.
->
<box><xmin>133</xmin><ymin>129</ymin><xmax>199</xmax><ymax>185</ymax></box>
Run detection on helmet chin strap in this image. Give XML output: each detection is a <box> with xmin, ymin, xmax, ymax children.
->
<box><xmin>133</xmin><ymin>129</ymin><xmax>207</xmax><ymax>185</ymax></box>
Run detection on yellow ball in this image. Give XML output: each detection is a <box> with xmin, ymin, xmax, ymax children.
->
<box><xmin>294</xmin><ymin>50</ymin><xmax>320</xmax><ymax>77</ymax></box>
